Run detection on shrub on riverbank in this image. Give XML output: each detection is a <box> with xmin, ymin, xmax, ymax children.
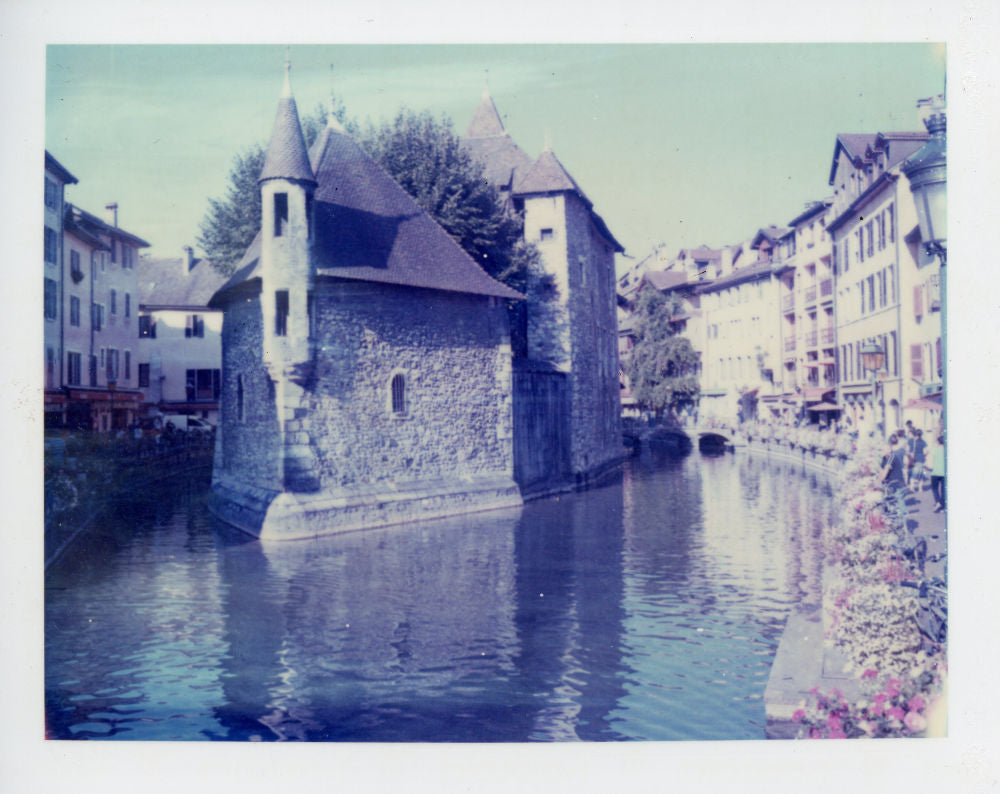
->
<box><xmin>795</xmin><ymin>436</ymin><xmax>946</xmax><ymax>739</ymax></box>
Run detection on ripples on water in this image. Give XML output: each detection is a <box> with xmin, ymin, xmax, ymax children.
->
<box><xmin>45</xmin><ymin>449</ymin><xmax>836</xmax><ymax>741</ymax></box>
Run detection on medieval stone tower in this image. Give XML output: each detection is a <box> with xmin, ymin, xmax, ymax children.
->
<box><xmin>462</xmin><ymin>91</ymin><xmax>624</xmax><ymax>485</ymax></box>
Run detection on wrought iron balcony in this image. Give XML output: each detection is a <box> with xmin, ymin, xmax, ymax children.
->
<box><xmin>821</xmin><ymin>327</ymin><xmax>835</xmax><ymax>344</ymax></box>
<box><xmin>805</xmin><ymin>330</ymin><xmax>818</xmax><ymax>347</ymax></box>
<box><xmin>804</xmin><ymin>285</ymin><xmax>817</xmax><ymax>304</ymax></box>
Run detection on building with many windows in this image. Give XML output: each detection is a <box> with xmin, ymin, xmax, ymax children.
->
<box><xmin>59</xmin><ymin>203</ymin><xmax>149</xmax><ymax>430</ymax></box>
<box><xmin>43</xmin><ymin>151</ymin><xmax>77</xmax><ymax>420</ymax></box>
<box><xmin>826</xmin><ymin>129</ymin><xmax>936</xmax><ymax>434</ymax></box>
<box><xmin>44</xmin><ymin>149</ymin><xmax>150</xmax><ymax>430</ymax></box>
<box><xmin>137</xmin><ymin>247</ymin><xmax>227</xmax><ymax>423</ymax></box>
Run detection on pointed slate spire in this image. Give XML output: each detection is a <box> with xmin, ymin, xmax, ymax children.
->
<box><xmin>259</xmin><ymin>56</ymin><xmax>316</xmax><ymax>185</ymax></box>
<box><xmin>465</xmin><ymin>88</ymin><xmax>506</xmax><ymax>138</ymax></box>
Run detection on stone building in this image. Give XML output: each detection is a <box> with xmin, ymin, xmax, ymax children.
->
<box><xmin>208</xmin><ymin>65</ymin><xmax>523</xmax><ymax>540</ymax></box>
<box><xmin>462</xmin><ymin>91</ymin><xmax>624</xmax><ymax>486</ymax></box>
<box><xmin>43</xmin><ymin>151</ymin><xmax>77</xmax><ymax>422</ymax></box>
<box><xmin>137</xmin><ymin>247</ymin><xmax>227</xmax><ymax>423</ymax></box>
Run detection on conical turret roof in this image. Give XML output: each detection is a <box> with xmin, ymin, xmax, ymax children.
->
<box><xmin>465</xmin><ymin>89</ymin><xmax>506</xmax><ymax>138</ymax></box>
<box><xmin>259</xmin><ymin>61</ymin><xmax>316</xmax><ymax>185</ymax></box>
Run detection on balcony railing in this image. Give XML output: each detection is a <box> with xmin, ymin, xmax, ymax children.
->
<box><xmin>820</xmin><ymin>278</ymin><xmax>833</xmax><ymax>298</ymax></box>
<box><xmin>805</xmin><ymin>330</ymin><xmax>818</xmax><ymax>347</ymax></box>
<box><xmin>781</xmin><ymin>294</ymin><xmax>794</xmax><ymax>312</ymax></box>
<box><xmin>821</xmin><ymin>326</ymin><xmax>835</xmax><ymax>344</ymax></box>
<box><xmin>784</xmin><ymin>337</ymin><xmax>796</xmax><ymax>352</ymax></box>
<box><xmin>804</xmin><ymin>285</ymin><xmax>817</xmax><ymax>303</ymax></box>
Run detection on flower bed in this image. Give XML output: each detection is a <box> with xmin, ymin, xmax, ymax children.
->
<box><xmin>793</xmin><ymin>437</ymin><xmax>946</xmax><ymax>739</ymax></box>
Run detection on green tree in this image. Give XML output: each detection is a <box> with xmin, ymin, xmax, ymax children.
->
<box><xmin>198</xmin><ymin>144</ymin><xmax>266</xmax><ymax>276</ymax></box>
<box><xmin>624</xmin><ymin>287</ymin><xmax>700</xmax><ymax>416</ymax></box>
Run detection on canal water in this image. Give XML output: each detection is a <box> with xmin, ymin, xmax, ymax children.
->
<box><xmin>45</xmin><ymin>449</ymin><xmax>836</xmax><ymax>741</ymax></box>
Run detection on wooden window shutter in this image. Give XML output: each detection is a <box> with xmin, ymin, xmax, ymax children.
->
<box><xmin>910</xmin><ymin>343</ymin><xmax>924</xmax><ymax>379</ymax></box>
<box><xmin>913</xmin><ymin>285</ymin><xmax>923</xmax><ymax>318</ymax></box>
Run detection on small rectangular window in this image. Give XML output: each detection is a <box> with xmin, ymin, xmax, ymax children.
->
<box><xmin>185</xmin><ymin>314</ymin><xmax>204</xmax><ymax>338</ymax></box>
<box><xmin>274</xmin><ymin>193</ymin><xmax>288</xmax><ymax>237</ymax></box>
<box><xmin>540</xmin><ymin>228</ymin><xmax>554</xmax><ymax>241</ymax></box>
<box><xmin>46</xmin><ymin>347</ymin><xmax>54</xmax><ymax>387</ymax></box>
<box><xmin>70</xmin><ymin>296</ymin><xmax>80</xmax><ymax>326</ymax></box>
<box><xmin>110</xmin><ymin>289</ymin><xmax>117</xmax><ymax>315</ymax></box>
<box><xmin>44</xmin><ymin>278</ymin><xmax>57</xmax><ymax>319</ymax></box>
<box><xmin>45</xmin><ymin>178</ymin><xmax>58</xmax><ymax>209</ymax></box>
<box><xmin>92</xmin><ymin>303</ymin><xmax>104</xmax><ymax>331</ymax></box>
<box><xmin>89</xmin><ymin>355</ymin><xmax>98</xmax><ymax>386</ymax></box>
<box><xmin>139</xmin><ymin>315</ymin><xmax>155</xmax><ymax>338</ymax></box>
<box><xmin>70</xmin><ymin>250</ymin><xmax>82</xmax><ymax>281</ymax></box>
<box><xmin>125</xmin><ymin>351</ymin><xmax>131</xmax><ymax>380</ymax></box>
<box><xmin>391</xmin><ymin>373</ymin><xmax>406</xmax><ymax>414</ymax></box>
<box><xmin>125</xmin><ymin>293</ymin><xmax>131</xmax><ymax>318</ymax></box>
<box><xmin>275</xmin><ymin>290</ymin><xmax>289</xmax><ymax>336</ymax></box>
<box><xmin>138</xmin><ymin>363</ymin><xmax>150</xmax><ymax>388</ymax></box>
<box><xmin>66</xmin><ymin>352</ymin><xmax>81</xmax><ymax>386</ymax></box>
<box><xmin>237</xmin><ymin>375</ymin><xmax>245</xmax><ymax>422</ymax></box>
<box><xmin>44</xmin><ymin>227</ymin><xmax>58</xmax><ymax>264</ymax></box>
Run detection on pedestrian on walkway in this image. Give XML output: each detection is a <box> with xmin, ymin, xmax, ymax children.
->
<box><xmin>880</xmin><ymin>434</ymin><xmax>907</xmax><ymax>496</ymax></box>
<box><xmin>930</xmin><ymin>434</ymin><xmax>946</xmax><ymax>512</ymax></box>
<box><xmin>910</xmin><ymin>429</ymin><xmax>928</xmax><ymax>492</ymax></box>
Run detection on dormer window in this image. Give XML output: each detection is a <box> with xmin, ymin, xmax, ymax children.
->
<box><xmin>274</xmin><ymin>193</ymin><xmax>288</xmax><ymax>237</ymax></box>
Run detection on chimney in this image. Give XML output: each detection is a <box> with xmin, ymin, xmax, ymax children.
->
<box><xmin>183</xmin><ymin>245</ymin><xmax>194</xmax><ymax>273</ymax></box>
<box><xmin>104</xmin><ymin>202</ymin><xmax>118</xmax><ymax>228</ymax></box>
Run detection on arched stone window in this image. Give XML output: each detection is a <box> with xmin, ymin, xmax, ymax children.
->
<box><xmin>391</xmin><ymin>373</ymin><xmax>406</xmax><ymax>415</ymax></box>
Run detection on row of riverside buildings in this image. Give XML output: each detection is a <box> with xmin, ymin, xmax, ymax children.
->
<box><xmin>618</xmin><ymin>99</ymin><xmax>945</xmax><ymax>436</ymax></box>
<box><xmin>46</xmin><ymin>64</ymin><xmax>624</xmax><ymax>541</ymax></box>
<box><xmin>43</xmin><ymin>152</ymin><xmax>227</xmax><ymax>432</ymax></box>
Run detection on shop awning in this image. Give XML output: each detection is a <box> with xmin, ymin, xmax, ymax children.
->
<box><xmin>905</xmin><ymin>397</ymin><xmax>942</xmax><ymax>411</ymax></box>
<box><xmin>808</xmin><ymin>402</ymin><xmax>841</xmax><ymax>412</ymax></box>
<box><xmin>803</xmin><ymin>387</ymin><xmax>834</xmax><ymax>401</ymax></box>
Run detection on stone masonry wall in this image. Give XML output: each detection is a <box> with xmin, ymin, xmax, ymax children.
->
<box><xmin>214</xmin><ymin>292</ymin><xmax>282</xmax><ymax>492</ymax></box>
<box><xmin>511</xmin><ymin>362</ymin><xmax>571</xmax><ymax>495</ymax></box>
<box><xmin>306</xmin><ymin>282</ymin><xmax>514</xmax><ymax>492</ymax></box>
<box><xmin>563</xmin><ymin>194</ymin><xmax>623</xmax><ymax>478</ymax></box>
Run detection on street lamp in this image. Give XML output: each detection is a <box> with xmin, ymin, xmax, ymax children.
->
<box><xmin>901</xmin><ymin>106</ymin><xmax>947</xmax><ymax>266</ymax></box>
<box><xmin>860</xmin><ymin>340</ymin><xmax>885</xmax><ymax>438</ymax></box>
<box><xmin>901</xmin><ymin>102</ymin><xmax>947</xmax><ymax>441</ymax></box>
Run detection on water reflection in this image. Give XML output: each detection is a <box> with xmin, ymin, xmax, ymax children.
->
<box><xmin>45</xmin><ymin>452</ymin><xmax>835</xmax><ymax>741</ymax></box>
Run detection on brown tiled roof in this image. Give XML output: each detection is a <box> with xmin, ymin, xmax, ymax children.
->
<box><xmin>465</xmin><ymin>91</ymin><xmax>507</xmax><ymax>138</ymax></box>
<box><xmin>688</xmin><ymin>245</ymin><xmax>722</xmax><ymax>262</ymax></box>
<box><xmin>643</xmin><ymin>270</ymin><xmax>688</xmax><ymax>291</ymax></box>
<box><xmin>211</xmin><ymin>121</ymin><xmax>522</xmax><ymax>306</ymax></box>
<box><xmin>514</xmin><ymin>149</ymin><xmax>588</xmax><ymax>200</ymax></box>
<box><xmin>696</xmin><ymin>260</ymin><xmax>773</xmax><ymax>292</ymax></box>
<box><xmin>45</xmin><ymin>150</ymin><xmax>78</xmax><ymax>184</ymax></box>
<box><xmin>139</xmin><ymin>256</ymin><xmax>228</xmax><ymax>308</ymax></box>
<box><xmin>751</xmin><ymin>225</ymin><xmax>790</xmax><ymax>248</ymax></box>
<box><xmin>65</xmin><ymin>203</ymin><xmax>150</xmax><ymax>248</ymax></box>
<box><xmin>461</xmin><ymin>134</ymin><xmax>534</xmax><ymax>191</ymax></box>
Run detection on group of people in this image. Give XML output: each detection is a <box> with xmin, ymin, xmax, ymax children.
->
<box><xmin>879</xmin><ymin>421</ymin><xmax>946</xmax><ymax>513</ymax></box>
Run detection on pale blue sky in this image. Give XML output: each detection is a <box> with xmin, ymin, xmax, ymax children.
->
<box><xmin>46</xmin><ymin>44</ymin><xmax>944</xmax><ymax>267</ymax></box>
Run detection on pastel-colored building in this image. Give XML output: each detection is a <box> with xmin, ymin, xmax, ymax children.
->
<box><xmin>137</xmin><ymin>247</ymin><xmax>227</xmax><ymax>423</ymax></box>
<box><xmin>826</xmin><ymin>128</ymin><xmax>937</xmax><ymax>434</ymax></box>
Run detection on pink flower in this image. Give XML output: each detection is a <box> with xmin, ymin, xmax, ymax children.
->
<box><xmin>887</xmin><ymin>706</ymin><xmax>905</xmax><ymax>721</ymax></box>
<box><xmin>792</xmin><ymin>709</ymin><xmax>805</xmax><ymax>723</ymax></box>
<box><xmin>828</xmin><ymin>728</ymin><xmax>847</xmax><ymax>739</ymax></box>
<box><xmin>904</xmin><ymin>710</ymin><xmax>928</xmax><ymax>733</ymax></box>
<box><xmin>907</xmin><ymin>695</ymin><xmax>926</xmax><ymax>712</ymax></box>
<box><xmin>862</xmin><ymin>668</ymin><xmax>879</xmax><ymax>679</ymax></box>
<box><xmin>827</xmin><ymin>714</ymin><xmax>842</xmax><ymax>732</ymax></box>
<box><xmin>886</xmin><ymin>678</ymin><xmax>902</xmax><ymax>697</ymax></box>
<box><xmin>873</xmin><ymin>693</ymin><xmax>887</xmax><ymax>704</ymax></box>
<box><xmin>870</xmin><ymin>701</ymin><xmax>884</xmax><ymax>717</ymax></box>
